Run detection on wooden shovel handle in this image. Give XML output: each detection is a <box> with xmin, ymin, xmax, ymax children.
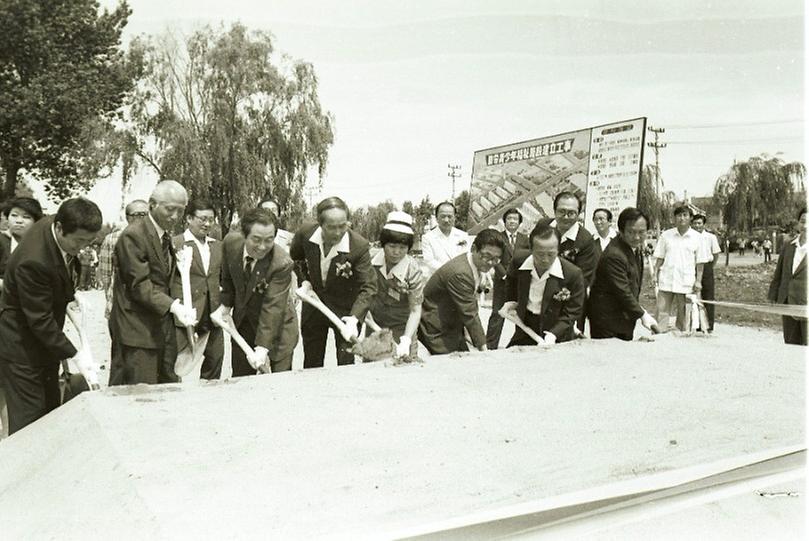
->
<box><xmin>296</xmin><ymin>288</ymin><xmax>357</xmax><ymax>343</ymax></box>
<box><xmin>500</xmin><ymin>309</ymin><xmax>545</xmax><ymax>345</ymax></box>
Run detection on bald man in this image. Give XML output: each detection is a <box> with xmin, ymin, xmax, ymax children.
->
<box><xmin>109</xmin><ymin>181</ymin><xmax>196</xmax><ymax>385</ymax></box>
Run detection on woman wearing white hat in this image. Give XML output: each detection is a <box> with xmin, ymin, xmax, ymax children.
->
<box><xmin>368</xmin><ymin>211</ymin><xmax>424</xmax><ymax>358</ymax></box>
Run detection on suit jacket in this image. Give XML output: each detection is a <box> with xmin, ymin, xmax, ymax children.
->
<box><xmin>493</xmin><ymin>230</ymin><xmax>530</xmax><ymax>291</ymax></box>
<box><xmin>536</xmin><ymin>218</ymin><xmax>598</xmax><ymax>286</ymax></box>
<box><xmin>506</xmin><ymin>251</ymin><xmax>585</xmax><ymax>342</ymax></box>
<box><xmin>0</xmin><ymin>232</ymin><xmax>10</xmax><ymax>278</ymax></box>
<box><xmin>768</xmin><ymin>238</ymin><xmax>807</xmax><ymax>306</ymax></box>
<box><xmin>220</xmin><ymin>234</ymin><xmax>298</xmax><ymax>360</ymax></box>
<box><xmin>419</xmin><ymin>253</ymin><xmax>486</xmax><ymax>354</ymax></box>
<box><xmin>289</xmin><ymin>222</ymin><xmax>377</xmax><ymax>321</ymax></box>
<box><xmin>170</xmin><ymin>232</ymin><xmax>222</xmax><ymax>322</ymax></box>
<box><xmin>110</xmin><ymin>216</ymin><xmax>176</xmax><ymax>349</ymax></box>
<box><xmin>587</xmin><ymin>236</ymin><xmax>646</xmax><ymax>336</ymax></box>
<box><xmin>0</xmin><ymin>217</ymin><xmax>78</xmax><ymax>365</ymax></box>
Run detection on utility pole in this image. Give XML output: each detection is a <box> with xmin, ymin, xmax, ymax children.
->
<box><xmin>304</xmin><ymin>186</ymin><xmax>320</xmax><ymax>210</ymax></box>
<box><xmin>647</xmin><ymin>126</ymin><xmax>666</xmax><ymax>232</ymax></box>
<box><xmin>447</xmin><ymin>164</ymin><xmax>461</xmax><ymax>201</ymax></box>
<box><xmin>646</xmin><ymin>126</ymin><xmax>666</xmax><ymax>199</ymax></box>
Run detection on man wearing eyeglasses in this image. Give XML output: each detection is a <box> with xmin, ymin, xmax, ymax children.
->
<box><xmin>536</xmin><ymin>191</ymin><xmax>597</xmax><ymax>333</ymax></box>
<box><xmin>168</xmin><ymin>199</ymin><xmax>224</xmax><ymax>380</ymax></box>
<box><xmin>418</xmin><ymin>229</ymin><xmax>506</xmax><ymax>354</ymax></box>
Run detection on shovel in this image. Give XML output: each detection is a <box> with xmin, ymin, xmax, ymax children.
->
<box><xmin>66</xmin><ymin>293</ymin><xmax>101</xmax><ymax>390</ymax></box>
<box><xmin>295</xmin><ymin>287</ymin><xmax>395</xmax><ymax>362</ymax></box>
<box><xmin>210</xmin><ymin>309</ymin><xmax>270</xmax><ymax>374</ymax></box>
<box><xmin>499</xmin><ymin>308</ymin><xmax>546</xmax><ymax>345</ymax></box>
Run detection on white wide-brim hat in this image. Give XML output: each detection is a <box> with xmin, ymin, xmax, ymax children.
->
<box><xmin>383</xmin><ymin>210</ymin><xmax>415</xmax><ymax>235</ymax></box>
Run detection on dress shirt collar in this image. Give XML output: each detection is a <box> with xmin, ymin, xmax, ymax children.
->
<box><xmin>550</xmin><ymin>219</ymin><xmax>580</xmax><ymax>243</ymax></box>
<box><xmin>51</xmin><ymin>224</ymin><xmax>72</xmax><ymax>267</ymax></box>
<box><xmin>148</xmin><ymin>212</ymin><xmax>165</xmax><ymax>239</ymax></box>
<box><xmin>183</xmin><ymin>228</ymin><xmax>213</xmax><ymax>246</ymax></box>
<box><xmin>309</xmin><ymin>226</ymin><xmax>350</xmax><ymax>254</ymax></box>
<box><xmin>371</xmin><ymin>249</ymin><xmax>409</xmax><ymax>281</ymax></box>
<box><xmin>519</xmin><ymin>254</ymin><xmax>564</xmax><ymax>279</ymax></box>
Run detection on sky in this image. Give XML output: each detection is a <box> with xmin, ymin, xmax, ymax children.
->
<box><xmin>80</xmin><ymin>0</ymin><xmax>805</xmax><ymax>222</ymax></box>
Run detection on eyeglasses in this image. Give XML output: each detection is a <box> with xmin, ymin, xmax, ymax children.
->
<box><xmin>555</xmin><ymin>210</ymin><xmax>579</xmax><ymax>218</ymax></box>
<box><xmin>479</xmin><ymin>253</ymin><xmax>501</xmax><ymax>264</ymax></box>
<box><xmin>126</xmin><ymin>212</ymin><xmax>148</xmax><ymax>218</ymax></box>
<box><xmin>192</xmin><ymin>216</ymin><xmax>216</xmax><ymax>224</ymax></box>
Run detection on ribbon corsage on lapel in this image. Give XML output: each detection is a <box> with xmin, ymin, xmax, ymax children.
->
<box><xmin>335</xmin><ymin>259</ymin><xmax>353</xmax><ymax>279</ymax></box>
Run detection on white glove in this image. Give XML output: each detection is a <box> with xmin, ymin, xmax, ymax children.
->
<box><xmin>170</xmin><ymin>299</ymin><xmax>197</xmax><ymax>327</ymax></box>
<box><xmin>498</xmin><ymin>301</ymin><xmax>518</xmax><ymax>318</ymax></box>
<box><xmin>395</xmin><ymin>336</ymin><xmax>412</xmax><ymax>358</ymax></box>
<box><xmin>543</xmin><ymin>332</ymin><xmax>557</xmax><ymax>345</ymax></box>
<box><xmin>340</xmin><ymin>315</ymin><xmax>359</xmax><ymax>341</ymax></box>
<box><xmin>248</xmin><ymin>346</ymin><xmax>270</xmax><ymax>370</ymax></box>
<box><xmin>74</xmin><ymin>349</ymin><xmax>100</xmax><ymax>387</ymax></box>
<box><xmin>640</xmin><ymin>311</ymin><xmax>658</xmax><ymax>331</ymax></box>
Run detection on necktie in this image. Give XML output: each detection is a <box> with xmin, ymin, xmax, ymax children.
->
<box><xmin>161</xmin><ymin>232</ymin><xmax>173</xmax><ymax>266</ymax></box>
<box><xmin>244</xmin><ymin>256</ymin><xmax>254</xmax><ymax>278</ymax></box>
<box><xmin>510</xmin><ymin>234</ymin><xmax>515</xmax><ymax>249</ymax></box>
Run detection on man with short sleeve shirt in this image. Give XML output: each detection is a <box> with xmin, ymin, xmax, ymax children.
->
<box><xmin>652</xmin><ymin>205</ymin><xmax>712</xmax><ymax>332</ymax></box>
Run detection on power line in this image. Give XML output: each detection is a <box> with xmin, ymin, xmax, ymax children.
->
<box><xmin>448</xmin><ymin>164</ymin><xmax>461</xmax><ymax>201</ymax></box>
<box><xmin>666</xmin><ymin>136</ymin><xmax>803</xmax><ymax>145</ymax></box>
<box><xmin>666</xmin><ymin>119</ymin><xmax>803</xmax><ymax>129</ymax></box>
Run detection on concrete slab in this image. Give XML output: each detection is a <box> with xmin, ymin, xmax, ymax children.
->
<box><xmin>0</xmin><ymin>329</ymin><xmax>804</xmax><ymax>539</ymax></box>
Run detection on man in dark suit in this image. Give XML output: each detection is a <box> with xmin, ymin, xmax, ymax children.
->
<box><xmin>588</xmin><ymin>208</ymin><xmax>658</xmax><ymax>341</ymax></box>
<box><xmin>110</xmin><ymin>180</ymin><xmax>196</xmax><ymax>385</ymax></box>
<box><xmin>419</xmin><ymin>229</ymin><xmax>505</xmax><ymax>354</ymax></box>
<box><xmin>536</xmin><ymin>192</ymin><xmax>597</xmax><ymax>333</ymax></box>
<box><xmin>289</xmin><ymin>196</ymin><xmax>377</xmax><ymax>367</ymax></box>
<box><xmin>169</xmin><ymin>198</ymin><xmax>224</xmax><ymax>380</ymax></box>
<box><xmin>768</xmin><ymin>207</ymin><xmax>807</xmax><ymax>345</ymax></box>
<box><xmin>501</xmin><ymin>223</ymin><xmax>585</xmax><ymax>346</ymax></box>
<box><xmin>486</xmin><ymin>208</ymin><xmax>530</xmax><ymax>349</ymax></box>
<box><xmin>0</xmin><ymin>198</ymin><xmax>102</xmax><ymax>434</ymax></box>
<box><xmin>217</xmin><ymin>208</ymin><xmax>299</xmax><ymax>375</ymax></box>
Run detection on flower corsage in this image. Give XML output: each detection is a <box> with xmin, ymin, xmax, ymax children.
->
<box><xmin>560</xmin><ymin>247</ymin><xmax>579</xmax><ymax>262</ymax></box>
<box><xmin>335</xmin><ymin>260</ymin><xmax>353</xmax><ymax>279</ymax></box>
<box><xmin>254</xmin><ymin>278</ymin><xmax>270</xmax><ymax>294</ymax></box>
<box><xmin>553</xmin><ymin>288</ymin><xmax>571</xmax><ymax>302</ymax></box>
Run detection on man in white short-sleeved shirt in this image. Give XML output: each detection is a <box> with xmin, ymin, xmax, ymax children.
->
<box><xmin>691</xmin><ymin>213</ymin><xmax>722</xmax><ymax>332</ymax></box>
<box><xmin>652</xmin><ymin>205</ymin><xmax>712</xmax><ymax>332</ymax></box>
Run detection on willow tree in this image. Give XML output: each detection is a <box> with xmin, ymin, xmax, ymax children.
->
<box><xmin>713</xmin><ymin>154</ymin><xmax>805</xmax><ymax>232</ymax></box>
<box><xmin>118</xmin><ymin>24</ymin><xmax>334</xmax><ymax>232</ymax></box>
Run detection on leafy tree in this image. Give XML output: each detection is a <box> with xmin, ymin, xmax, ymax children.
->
<box><xmin>115</xmin><ymin>24</ymin><xmax>334</xmax><ymax>234</ymax></box>
<box><xmin>414</xmin><ymin>195</ymin><xmax>435</xmax><ymax>242</ymax></box>
<box><xmin>713</xmin><ymin>154</ymin><xmax>805</xmax><ymax>232</ymax></box>
<box><xmin>350</xmin><ymin>200</ymin><xmax>397</xmax><ymax>241</ymax></box>
<box><xmin>453</xmin><ymin>190</ymin><xmax>470</xmax><ymax>231</ymax></box>
<box><xmin>637</xmin><ymin>164</ymin><xmax>673</xmax><ymax>230</ymax></box>
<box><xmin>0</xmin><ymin>0</ymin><xmax>139</xmax><ymax>199</ymax></box>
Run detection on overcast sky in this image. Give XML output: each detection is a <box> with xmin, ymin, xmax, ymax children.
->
<box><xmin>87</xmin><ymin>0</ymin><xmax>804</xmax><ymax>220</ymax></box>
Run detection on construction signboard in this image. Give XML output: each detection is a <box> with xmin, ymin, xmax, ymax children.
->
<box><xmin>467</xmin><ymin>117</ymin><xmax>646</xmax><ymax>234</ymax></box>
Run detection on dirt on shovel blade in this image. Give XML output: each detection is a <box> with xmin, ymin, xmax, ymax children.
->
<box><xmin>350</xmin><ymin>329</ymin><xmax>397</xmax><ymax>361</ymax></box>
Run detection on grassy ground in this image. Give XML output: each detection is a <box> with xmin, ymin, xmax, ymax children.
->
<box><xmin>639</xmin><ymin>261</ymin><xmax>781</xmax><ymax>330</ymax></box>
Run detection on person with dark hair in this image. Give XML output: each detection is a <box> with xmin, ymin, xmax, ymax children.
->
<box><xmin>486</xmin><ymin>208</ymin><xmax>530</xmax><ymax>349</ymax></box>
<box><xmin>258</xmin><ymin>196</ymin><xmax>293</xmax><ymax>251</ymax></box>
<box><xmin>421</xmin><ymin>201</ymin><xmax>469</xmax><ymax>274</ymax></box>
<box><xmin>289</xmin><ymin>196</ymin><xmax>377</xmax><ymax>367</ymax></box>
<box><xmin>418</xmin><ymin>229</ymin><xmax>505</xmax><ymax>354</ymax></box>
<box><xmin>591</xmin><ymin>207</ymin><xmax>616</xmax><ymax>259</ymax></box>
<box><xmin>0</xmin><ymin>196</ymin><xmax>45</xmax><ymax>286</ymax></box>
<box><xmin>367</xmin><ymin>211</ymin><xmax>424</xmax><ymax>358</ymax></box>
<box><xmin>165</xmin><ymin>199</ymin><xmax>225</xmax><ymax>380</ymax></box>
<box><xmin>691</xmin><ymin>213</ymin><xmax>721</xmax><ymax>333</ymax></box>
<box><xmin>499</xmin><ymin>223</ymin><xmax>585</xmax><ymax>346</ymax></box>
<box><xmin>214</xmin><ymin>207</ymin><xmax>299</xmax><ymax>374</ymax></box>
<box><xmin>110</xmin><ymin>180</ymin><xmax>195</xmax><ymax>385</ymax></box>
<box><xmin>588</xmin><ymin>208</ymin><xmax>657</xmax><ymax>341</ymax></box>
<box><xmin>0</xmin><ymin>197</ymin><xmax>102</xmax><ymax>434</ymax></box>
<box><xmin>768</xmin><ymin>207</ymin><xmax>807</xmax><ymax>345</ymax></box>
<box><xmin>652</xmin><ymin>204</ymin><xmax>711</xmax><ymax>332</ymax></box>
<box><xmin>535</xmin><ymin>191</ymin><xmax>596</xmax><ymax>333</ymax></box>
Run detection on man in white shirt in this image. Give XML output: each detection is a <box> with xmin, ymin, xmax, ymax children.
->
<box><xmin>169</xmin><ymin>199</ymin><xmax>224</xmax><ymax>380</ymax></box>
<box><xmin>591</xmin><ymin>207</ymin><xmax>618</xmax><ymax>259</ymax></box>
<box><xmin>652</xmin><ymin>205</ymin><xmax>712</xmax><ymax>332</ymax></box>
<box><xmin>691</xmin><ymin>213</ymin><xmax>722</xmax><ymax>333</ymax></box>
<box><xmin>421</xmin><ymin>201</ymin><xmax>469</xmax><ymax>274</ymax></box>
